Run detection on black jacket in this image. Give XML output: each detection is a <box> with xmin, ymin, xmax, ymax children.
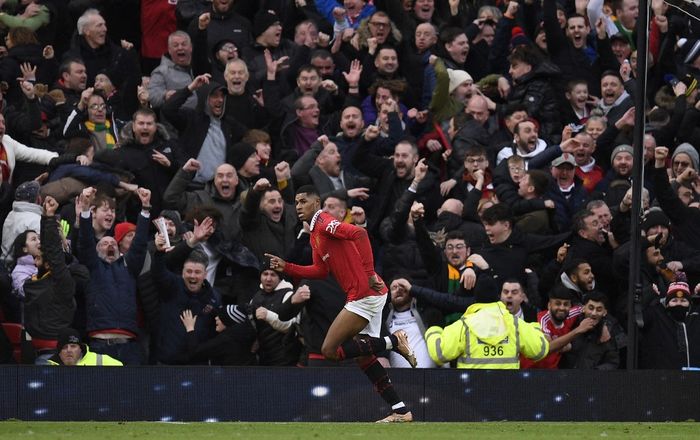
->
<box><xmin>507</xmin><ymin>61</ymin><xmax>563</xmax><ymax>144</ymax></box>
<box><xmin>161</xmin><ymin>82</ymin><xmax>247</xmax><ymax>166</ymax></box>
<box><xmin>653</xmin><ymin>166</ymin><xmax>700</xmax><ymax>251</ymax></box>
<box><xmin>249</xmin><ymin>281</ymin><xmax>301</xmax><ymax>366</ymax></box>
<box><xmin>639</xmin><ymin>302</ymin><xmax>700</xmax><ymax>369</ymax></box>
<box><xmin>24</xmin><ymin>216</ymin><xmax>89</xmax><ymax>340</ymax></box>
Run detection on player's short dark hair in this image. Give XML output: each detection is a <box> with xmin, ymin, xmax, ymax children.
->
<box><xmin>296</xmin><ymin>185</ymin><xmax>319</xmax><ymax>198</ymax></box>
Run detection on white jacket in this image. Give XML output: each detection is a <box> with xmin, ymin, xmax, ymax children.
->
<box><xmin>2</xmin><ymin>134</ymin><xmax>58</xmax><ymax>182</ymax></box>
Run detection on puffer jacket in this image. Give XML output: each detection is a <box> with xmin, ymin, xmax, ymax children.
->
<box><xmin>249</xmin><ymin>280</ymin><xmax>301</xmax><ymax>366</ymax></box>
<box><xmin>508</xmin><ymin>61</ymin><xmax>563</xmax><ymax>144</ymax></box>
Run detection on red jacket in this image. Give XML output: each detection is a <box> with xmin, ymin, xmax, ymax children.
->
<box><xmin>141</xmin><ymin>0</ymin><xmax>177</xmax><ymax>59</ymax></box>
<box><xmin>284</xmin><ymin>211</ymin><xmax>387</xmax><ymax>302</ymax></box>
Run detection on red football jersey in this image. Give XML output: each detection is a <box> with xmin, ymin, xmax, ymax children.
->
<box><xmin>284</xmin><ymin>211</ymin><xmax>387</xmax><ymax>302</ymax></box>
<box><xmin>520</xmin><ymin>306</ymin><xmax>583</xmax><ymax>369</ymax></box>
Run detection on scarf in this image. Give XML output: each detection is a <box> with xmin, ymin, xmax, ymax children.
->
<box><xmin>85</xmin><ymin>120</ymin><xmax>116</xmax><ymax>150</ymax></box>
<box><xmin>462</xmin><ymin>168</ymin><xmax>494</xmax><ymax>200</ymax></box>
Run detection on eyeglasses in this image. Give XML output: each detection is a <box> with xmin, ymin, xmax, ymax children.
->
<box><xmin>509</xmin><ymin>166</ymin><xmax>525</xmax><ymax>172</ymax></box>
<box><xmin>89</xmin><ymin>103</ymin><xmax>107</xmax><ymax>110</ymax></box>
<box><xmin>370</xmin><ymin>21</ymin><xmax>390</xmax><ymax>28</ymax></box>
<box><xmin>220</xmin><ymin>44</ymin><xmax>237</xmax><ymax>52</ymax></box>
<box><xmin>445</xmin><ymin>244</ymin><xmax>466</xmax><ymax>251</ymax></box>
<box><xmin>465</xmin><ymin>158</ymin><xmax>485</xmax><ymax>164</ymax></box>
<box><xmin>673</xmin><ymin>161</ymin><xmax>691</xmax><ymax>167</ymax></box>
<box><xmin>300</xmin><ymin>104</ymin><xmax>318</xmax><ymax>110</ymax></box>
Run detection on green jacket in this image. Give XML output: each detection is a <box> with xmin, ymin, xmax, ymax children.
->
<box><xmin>0</xmin><ymin>1</ymin><xmax>50</xmax><ymax>32</ymax></box>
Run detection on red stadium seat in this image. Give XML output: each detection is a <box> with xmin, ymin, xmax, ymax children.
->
<box><xmin>2</xmin><ymin>323</ymin><xmax>23</xmax><ymax>363</ymax></box>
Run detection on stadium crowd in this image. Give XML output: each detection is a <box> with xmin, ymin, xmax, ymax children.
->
<box><xmin>0</xmin><ymin>0</ymin><xmax>699</xmax><ymax>369</ymax></box>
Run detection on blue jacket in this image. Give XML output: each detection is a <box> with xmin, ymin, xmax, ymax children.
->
<box><xmin>80</xmin><ymin>212</ymin><xmax>149</xmax><ymax>335</ymax></box>
<box><xmin>151</xmin><ymin>250</ymin><xmax>221</xmax><ymax>364</ymax></box>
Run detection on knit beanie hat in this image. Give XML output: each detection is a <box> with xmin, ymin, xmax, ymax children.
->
<box><xmin>228</xmin><ymin>142</ymin><xmax>257</xmax><ymax>171</ymax></box>
<box><xmin>253</xmin><ymin>9</ymin><xmax>280</xmax><ymax>38</ymax></box>
<box><xmin>15</xmin><ymin>181</ymin><xmax>40</xmax><ymax>202</ymax></box>
<box><xmin>610</xmin><ymin>144</ymin><xmax>633</xmax><ymax>163</ymax></box>
<box><xmin>217</xmin><ymin>305</ymin><xmax>248</xmax><ymax>327</ymax></box>
<box><xmin>447</xmin><ymin>69</ymin><xmax>473</xmax><ymax>94</ymax></box>
<box><xmin>672</xmin><ymin>143</ymin><xmax>699</xmax><ymax>171</ymax></box>
<box><xmin>114</xmin><ymin>222</ymin><xmax>136</xmax><ymax>244</ymax></box>
<box><xmin>666</xmin><ymin>281</ymin><xmax>691</xmax><ymax>301</ymax></box>
<box><xmin>473</xmin><ymin>275</ymin><xmax>500</xmax><ymax>304</ymax></box>
<box><xmin>641</xmin><ymin>208</ymin><xmax>670</xmax><ymax>232</ymax></box>
<box><xmin>510</xmin><ymin>26</ymin><xmax>531</xmax><ymax>48</ymax></box>
<box><xmin>57</xmin><ymin>327</ymin><xmax>86</xmax><ymax>353</ymax></box>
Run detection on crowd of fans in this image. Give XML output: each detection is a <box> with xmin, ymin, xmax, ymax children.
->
<box><xmin>0</xmin><ymin>0</ymin><xmax>698</xmax><ymax>369</ymax></box>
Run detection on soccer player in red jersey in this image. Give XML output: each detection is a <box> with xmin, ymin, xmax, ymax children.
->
<box><xmin>265</xmin><ymin>186</ymin><xmax>416</xmax><ymax>423</ymax></box>
<box><xmin>521</xmin><ymin>286</ymin><xmax>595</xmax><ymax>368</ymax></box>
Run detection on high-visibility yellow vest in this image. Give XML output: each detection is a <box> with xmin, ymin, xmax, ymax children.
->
<box><xmin>48</xmin><ymin>347</ymin><xmax>123</xmax><ymax>366</ymax></box>
<box><xmin>425</xmin><ymin>302</ymin><xmax>549</xmax><ymax>369</ymax></box>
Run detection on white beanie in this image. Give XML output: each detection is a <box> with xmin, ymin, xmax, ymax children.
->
<box><xmin>447</xmin><ymin>68</ymin><xmax>473</xmax><ymax>94</ymax></box>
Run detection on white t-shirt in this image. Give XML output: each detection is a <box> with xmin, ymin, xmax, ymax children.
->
<box><xmin>387</xmin><ymin>310</ymin><xmax>436</xmax><ymax>368</ymax></box>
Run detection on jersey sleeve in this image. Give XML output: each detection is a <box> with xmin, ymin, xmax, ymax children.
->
<box><xmin>317</xmin><ymin>212</ymin><xmax>375</xmax><ymax>275</ymax></box>
<box><xmin>284</xmin><ymin>245</ymin><xmax>330</xmax><ymax>280</ymax></box>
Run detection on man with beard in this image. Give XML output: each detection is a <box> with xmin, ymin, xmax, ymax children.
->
<box><xmin>117</xmin><ymin>108</ymin><xmax>177</xmax><ymax>219</ymax></box>
<box><xmin>496</xmin><ymin>119</ymin><xmax>549</xmax><ymax>166</ymax></box>
<box><xmin>521</xmin><ymin>286</ymin><xmax>595</xmax><ymax>369</ymax></box>
<box><xmin>639</xmin><ymin>279</ymin><xmax>700</xmax><ymax>369</ymax></box>
<box><xmin>565</xmin><ymin>209</ymin><xmax>617</xmax><ymax>300</ymax></box>
<box><xmin>265</xmin><ymin>186</ymin><xmax>417</xmax><ymax>423</ymax></box>
<box><xmin>162</xmin><ymin>73</ymin><xmax>246</xmax><ymax>183</ymax></box>
<box><xmin>560</xmin><ymin>291</ymin><xmax>624</xmax><ymax>369</ymax></box>
<box><xmin>594</xmin><ymin>144</ymin><xmax>634</xmax><ymax>207</ymax></box>
<box><xmin>386</xmin><ymin>277</ymin><xmax>436</xmax><ymax>368</ymax></box>
<box><xmin>78</xmin><ymin>186</ymin><xmax>151</xmax><ymax>365</ymax></box>
<box><xmin>558</xmin><ymin>259</ymin><xmax>596</xmax><ymax>306</ymax></box>
<box><xmin>642</xmin><ymin>209</ymin><xmax>700</xmax><ymax>288</ymax></box>
<box><xmin>148</xmin><ymin>31</ymin><xmax>197</xmax><ymax>110</ymax></box>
